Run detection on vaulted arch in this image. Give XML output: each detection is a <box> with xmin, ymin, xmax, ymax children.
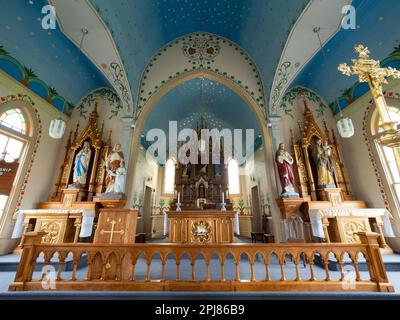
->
<box><xmin>134</xmin><ymin>32</ymin><xmax>267</xmax><ymax>121</ymax></box>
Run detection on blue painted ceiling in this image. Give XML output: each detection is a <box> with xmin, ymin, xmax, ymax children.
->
<box><xmin>0</xmin><ymin>0</ymin><xmax>110</xmax><ymax>105</ymax></box>
<box><xmin>91</xmin><ymin>0</ymin><xmax>309</xmax><ymax>122</ymax></box>
<box><xmin>291</xmin><ymin>0</ymin><xmax>400</xmax><ymax>112</ymax></box>
<box><xmin>143</xmin><ymin>78</ymin><xmax>261</xmax><ymax>136</ymax></box>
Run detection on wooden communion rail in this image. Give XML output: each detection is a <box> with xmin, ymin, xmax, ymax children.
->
<box><xmin>9</xmin><ymin>232</ymin><xmax>394</xmax><ymax>292</ymax></box>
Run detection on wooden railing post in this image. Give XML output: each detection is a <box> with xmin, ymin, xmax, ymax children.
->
<box><xmin>8</xmin><ymin>232</ymin><xmax>46</xmax><ymax>291</ymax></box>
<box><xmin>357</xmin><ymin>232</ymin><xmax>395</xmax><ymax>292</ymax></box>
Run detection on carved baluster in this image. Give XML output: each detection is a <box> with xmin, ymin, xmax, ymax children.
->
<box><xmin>265</xmin><ymin>258</ymin><xmax>270</xmax><ymax>282</ymax></box>
<box><xmin>250</xmin><ymin>253</ymin><xmax>255</xmax><ymax>282</ymax></box>
<box><xmin>72</xmin><ymin>255</ymin><xmax>78</xmax><ymax>281</ymax></box>
<box><xmin>86</xmin><ymin>254</ymin><xmax>92</xmax><ymax>281</ymax></box>
<box><xmin>161</xmin><ymin>253</ymin><xmax>166</xmax><ymax>281</ymax></box>
<box><xmin>191</xmin><ymin>260</ymin><xmax>195</xmax><ymax>281</ymax></box>
<box><xmin>324</xmin><ymin>255</ymin><xmax>331</xmax><ymax>281</ymax></box>
<box><xmin>146</xmin><ymin>262</ymin><xmax>151</xmax><ymax>281</ymax></box>
<box><xmin>176</xmin><ymin>256</ymin><xmax>181</xmax><ymax>281</ymax></box>
<box><xmin>235</xmin><ymin>255</ymin><xmax>240</xmax><ymax>281</ymax></box>
<box><xmin>116</xmin><ymin>262</ymin><xmax>122</xmax><ymax>281</ymax></box>
<box><xmin>353</xmin><ymin>254</ymin><xmax>361</xmax><ymax>282</ymax></box>
<box><xmin>220</xmin><ymin>255</ymin><xmax>226</xmax><ymax>282</ymax></box>
<box><xmin>131</xmin><ymin>258</ymin><xmax>137</xmax><ymax>281</ymax></box>
<box><xmin>294</xmin><ymin>257</ymin><xmax>300</xmax><ymax>281</ymax></box>
<box><xmin>41</xmin><ymin>252</ymin><xmax>52</xmax><ymax>281</ymax></box>
<box><xmin>57</xmin><ymin>252</ymin><xmax>66</xmax><ymax>281</ymax></box>
<box><xmin>101</xmin><ymin>254</ymin><xmax>107</xmax><ymax>281</ymax></box>
<box><xmin>279</xmin><ymin>256</ymin><xmax>285</xmax><ymax>281</ymax></box>
<box><xmin>205</xmin><ymin>257</ymin><xmax>210</xmax><ymax>282</ymax></box>
<box><xmin>338</xmin><ymin>254</ymin><xmax>345</xmax><ymax>281</ymax></box>
<box><xmin>309</xmin><ymin>254</ymin><xmax>315</xmax><ymax>281</ymax></box>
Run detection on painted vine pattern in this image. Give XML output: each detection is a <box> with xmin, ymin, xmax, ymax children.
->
<box><xmin>77</xmin><ymin>88</ymin><xmax>123</xmax><ymax>119</ymax></box>
<box><xmin>270</xmin><ymin>60</ymin><xmax>300</xmax><ymax>114</ymax></box>
<box><xmin>0</xmin><ymin>94</ymin><xmax>42</xmax><ymax>215</ymax></box>
<box><xmin>279</xmin><ymin>86</ymin><xmax>327</xmax><ymax>118</ymax></box>
<box><xmin>135</xmin><ymin>33</ymin><xmax>266</xmax><ymax>120</ymax></box>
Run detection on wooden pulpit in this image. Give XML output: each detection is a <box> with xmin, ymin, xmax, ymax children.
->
<box><xmin>94</xmin><ymin>208</ymin><xmax>138</xmax><ymax>244</ymax></box>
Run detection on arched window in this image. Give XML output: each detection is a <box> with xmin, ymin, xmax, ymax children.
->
<box><xmin>228</xmin><ymin>159</ymin><xmax>240</xmax><ymax>195</ymax></box>
<box><xmin>0</xmin><ymin>107</ymin><xmax>31</xmax><ymax>220</ymax></box>
<box><xmin>164</xmin><ymin>159</ymin><xmax>175</xmax><ymax>194</ymax></box>
<box><xmin>0</xmin><ymin>108</ymin><xmax>26</xmax><ymax>134</ymax></box>
<box><xmin>372</xmin><ymin>106</ymin><xmax>400</xmax><ymax>208</ymax></box>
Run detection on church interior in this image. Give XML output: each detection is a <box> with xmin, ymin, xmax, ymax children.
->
<box><xmin>1</xmin><ymin>0</ymin><xmax>400</xmax><ymax>300</ymax></box>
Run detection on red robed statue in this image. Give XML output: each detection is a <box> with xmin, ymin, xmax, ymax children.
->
<box><xmin>275</xmin><ymin>143</ymin><xmax>297</xmax><ymax>196</ymax></box>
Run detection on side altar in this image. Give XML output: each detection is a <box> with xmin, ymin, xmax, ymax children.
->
<box><xmin>12</xmin><ymin>101</ymin><xmax>138</xmax><ymax>245</ymax></box>
<box><xmin>275</xmin><ymin>96</ymin><xmax>394</xmax><ymax>252</ymax></box>
<box><xmin>168</xmin><ymin>210</ymin><xmax>235</xmax><ymax>244</ymax></box>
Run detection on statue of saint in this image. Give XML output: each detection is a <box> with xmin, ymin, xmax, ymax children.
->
<box><xmin>105</xmin><ymin>143</ymin><xmax>125</xmax><ymax>193</ymax></box>
<box><xmin>315</xmin><ymin>139</ymin><xmax>336</xmax><ymax>187</ymax></box>
<box><xmin>275</xmin><ymin>143</ymin><xmax>297</xmax><ymax>196</ymax></box>
<box><xmin>72</xmin><ymin>141</ymin><xmax>92</xmax><ymax>187</ymax></box>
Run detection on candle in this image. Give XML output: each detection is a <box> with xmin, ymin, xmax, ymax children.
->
<box><xmin>222</xmin><ymin>192</ymin><xmax>224</xmax><ymax>203</ymax></box>
<box><xmin>177</xmin><ymin>192</ymin><xmax>180</xmax><ymax>203</ymax></box>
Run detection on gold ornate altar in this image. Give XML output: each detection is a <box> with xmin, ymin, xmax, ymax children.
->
<box><xmin>168</xmin><ymin>210</ymin><xmax>235</xmax><ymax>244</ymax></box>
<box><xmin>171</xmin><ymin>117</ymin><xmax>232</xmax><ymax>211</ymax></box>
<box><xmin>51</xmin><ymin>101</ymin><xmax>112</xmax><ymax>201</ymax></box>
<box><xmin>290</xmin><ymin>97</ymin><xmax>352</xmax><ymax>201</ymax></box>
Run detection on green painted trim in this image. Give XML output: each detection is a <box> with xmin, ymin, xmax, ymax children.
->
<box><xmin>334</xmin><ymin>79</ymin><xmax>400</xmax><ymax>120</ymax></box>
<box><xmin>0</xmin><ymin>70</ymin><xmax>70</xmax><ymax>120</ymax></box>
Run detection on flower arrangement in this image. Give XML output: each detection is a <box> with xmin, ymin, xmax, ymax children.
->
<box><xmin>153</xmin><ymin>198</ymin><xmax>169</xmax><ymax>214</ymax></box>
<box><xmin>132</xmin><ymin>193</ymin><xmax>143</xmax><ymax>210</ymax></box>
<box><xmin>233</xmin><ymin>198</ymin><xmax>251</xmax><ymax>215</ymax></box>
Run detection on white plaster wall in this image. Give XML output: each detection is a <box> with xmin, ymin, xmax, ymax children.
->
<box><xmin>0</xmin><ymin>72</ymin><xmax>67</xmax><ymax>253</ymax></box>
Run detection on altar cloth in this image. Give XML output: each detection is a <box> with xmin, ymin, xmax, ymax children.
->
<box><xmin>308</xmin><ymin>208</ymin><xmax>395</xmax><ymax>238</ymax></box>
<box><xmin>11</xmin><ymin>209</ymin><xmax>95</xmax><ymax>239</ymax></box>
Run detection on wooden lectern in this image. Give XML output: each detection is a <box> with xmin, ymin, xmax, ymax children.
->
<box><xmin>94</xmin><ymin>208</ymin><xmax>138</xmax><ymax>244</ymax></box>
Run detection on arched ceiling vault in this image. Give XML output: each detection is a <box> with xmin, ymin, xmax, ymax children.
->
<box><xmin>89</xmin><ymin>0</ymin><xmax>310</xmax><ymax>117</ymax></box>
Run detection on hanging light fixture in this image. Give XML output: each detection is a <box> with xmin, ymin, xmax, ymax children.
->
<box><xmin>313</xmin><ymin>27</ymin><xmax>354</xmax><ymax>138</ymax></box>
<box><xmin>49</xmin><ymin>28</ymin><xmax>89</xmax><ymax>139</ymax></box>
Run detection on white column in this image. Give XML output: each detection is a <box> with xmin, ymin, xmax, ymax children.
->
<box><xmin>120</xmin><ymin>116</ymin><xmax>134</xmax><ymax>168</ymax></box>
<box><xmin>269</xmin><ymin>116</ymin><xmax>281</xmax><ymax>150</ymax></box>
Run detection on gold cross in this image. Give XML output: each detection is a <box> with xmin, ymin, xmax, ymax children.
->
<box><xmin>100</xmin><ymin>218</ymin><xmax>124</xmax><ymax>244</ymax></box>
<box><xmin>338</xmin><ymin>44</ymin><xmax>400</xmax><ymax>130</ymax></box>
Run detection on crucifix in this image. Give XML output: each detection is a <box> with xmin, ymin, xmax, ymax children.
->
<box><xmin>100</xmin><ymin>218</ymin><xmax>124</xmax><ymax>244</ymax></box>
<box><xmin>338</xmin><ymin>44</ymin><xmax>400</xmax><ymax>131</ymax></box>
<box><xmin>339</xmin><ymin>44</ymin><xmax>400</xmax><ymax>169</ymax></box>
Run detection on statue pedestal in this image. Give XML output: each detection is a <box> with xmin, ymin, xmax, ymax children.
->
<box><xmin>317</xmin><ymin>188</ymin><xmax>343</xmax><ymax>205</ymax></box>
<box><xmin>62</xmin><ymin>188</ymin><xmax>87</xmax><ymax>205</ymax></box>
<box><xmin>93</xmin><ymin>194</ymin><xmax>127</xmax><ymax>208</ymax></box>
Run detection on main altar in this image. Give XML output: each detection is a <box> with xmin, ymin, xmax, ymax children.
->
<box><xmin>168</xmin><ymin>210</ymin><xmax>235</xmax><ymax>244</ymax></box>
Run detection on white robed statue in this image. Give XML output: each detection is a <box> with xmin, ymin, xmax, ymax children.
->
<box><xmin>72</xmin><ymin>141</ymin><xmax>92</xmax><ymax>186</ymax></box>
<box><xmin>105</xmin><ymin>143</ymin><xmax>126</xmax><ymax>193</ymax></box>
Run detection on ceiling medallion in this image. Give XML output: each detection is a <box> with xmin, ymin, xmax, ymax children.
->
<box><xmin>182</xmin><ymin>36</ymin><xmax>220</xmax><ymax>65</ymax></box>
